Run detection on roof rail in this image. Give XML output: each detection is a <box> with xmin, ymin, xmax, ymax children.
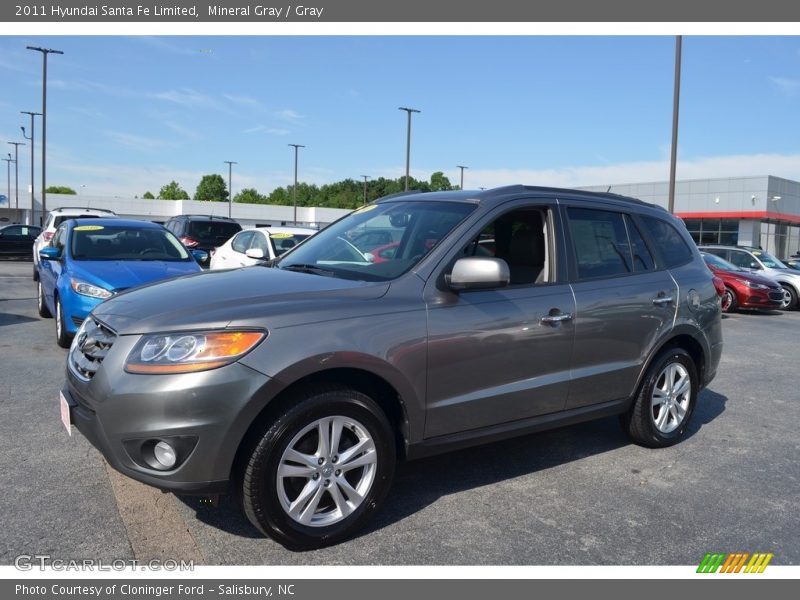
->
<box><xmin>51</xmin><ymin>206</ymin><xmax>117</xmax><ymax>214</ymax></box>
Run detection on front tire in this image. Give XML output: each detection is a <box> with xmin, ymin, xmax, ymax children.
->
<box><xmin>621</xmin><ymin>348</ymin><xmax>698</xmax><ymax>448</ymax></box>
<box><xmin>55</xmin><ymin>297</ymin><xmax>72</xmax><ymax>348</ymax></box>
<box><xmin>241</xmin><ymin>385</ymin><xmax>396</xmax><ymax>550</ymax></box>
<box><xmin>721</xmin><ymin>287</ymin><xmax>737</xmax><ymax>313</ymax></box>
<box><xmin>779</xmin><ymin>285</ymin><xmax>797</xmax><ymax>311</ymax></box>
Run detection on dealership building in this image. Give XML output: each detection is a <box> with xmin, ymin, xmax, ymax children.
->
<box><xmin>3</xmin><ymin>174</ymin><xmax>800</xmax><ymax>258</ymax></box>
<box><xmin>581</xmin><ymin>175</ymin><xmax>800</xmax><ymax>258</ymax></box>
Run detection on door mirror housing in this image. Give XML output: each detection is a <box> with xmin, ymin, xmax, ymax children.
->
<box><xmin>245</xmin><ymin>248</ymin><xmax>266</xmax><ymax>259</ymax></box>
<box><xmin>447</xmin><ymin>257</ymin><xmax>510</xmax><ymax>291</ymax></box>
<box><xmin>39</xmin><ymin>246</ymin><xmax>61</xmax><ymax>261</ymax></box>
<box><xmin>191</xmin><ymin>249</ymin><xmax>209</xmax><ymax>264</ymax></box>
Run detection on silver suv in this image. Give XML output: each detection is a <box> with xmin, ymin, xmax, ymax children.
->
<box><xmin>61</xmin><ymin>186</ymin><xmax>723</xmax><ymax>550</ymax></box>
<box><xmin>699</xmin><ymin>245</ymin><xmax>800</xmax><ymax>310</ymax></box>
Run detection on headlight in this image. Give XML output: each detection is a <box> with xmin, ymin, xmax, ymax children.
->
<box><xmin>70</xmin><ymin>279</ymin><xmax>113</xmax><ymax>299</ymax></box>
<box><xmin>125</xmin><ymin>330</ymin><xmax>266</xmax><ymax>374</ymax></box>
<box><xmin>735</xmin><ymin>278</ymin><xmax>767</xmax><ymax>290</ymax></box>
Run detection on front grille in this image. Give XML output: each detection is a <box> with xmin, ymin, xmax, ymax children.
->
<box><xmin>69</xmin><ymin>317</ymin><xmax>117</xmax><ymax>381</ymax></box>
<box><xmin>768</xmin><ymin>290</ymin><xmax>785</xmax><ymax>302</ymax></box>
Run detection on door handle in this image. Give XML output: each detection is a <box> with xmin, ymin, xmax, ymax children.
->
<box><xmin>652</xmin><ymin>296</ymin><xmax>674</xmax><ymax>305</ymax></box>
<box><xmin>541</xmin><ymin>312</ymin><xmax>573</xmax><ymax>324</ymax></box>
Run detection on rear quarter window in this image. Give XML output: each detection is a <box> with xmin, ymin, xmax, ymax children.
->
<box><xmin>640</xmin><ymin>216</ymin><xmax>694</xmax><ymax>268</ymax></box>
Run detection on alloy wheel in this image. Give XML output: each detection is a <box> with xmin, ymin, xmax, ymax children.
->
<box><xmin>650</xmin><ymin>362</ymin><xmax>692</xmax><ymax>434</ymax></box>
<box><xmin>276</xmin><ymin>415</ymin><xmax>377</xmax><ymax>527</ymax></box>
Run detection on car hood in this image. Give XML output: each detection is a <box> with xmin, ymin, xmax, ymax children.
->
<box><xmin>712</xmin><ymin>268</ymin><xmax>779</xmax><ymax>287</ymax></box>
<box><xmin>91</xmin><ymin>266</ymin><xmax>391</xmax><ymax>335</ymax></box>
<box><xmin>71</xmin><ymin>260</ymin><xmax>201</xmax><ymax>293</ymax></box>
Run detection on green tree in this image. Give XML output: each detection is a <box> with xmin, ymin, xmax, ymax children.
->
<box><xmin>45</xmin><ymin>186</ymin><xmax>76</xmax><ymax>195</ymax></box>
<box><xmin>142</xmin><ymin>191</ymin><xmax>155</xmax><ymax>199</ymax></box>
<box><xmin>234</xmin><ymin>188</ymin><xmax>268</xmax><ymax>204</ymax></box>
<box><xmin>194</xmin><ymin>174</ymin><xmax>228</xmax><ymax>202</ymax></box>
<box><xmin>430</xmin><ymin>171</ymin><xmax>454</xmax><ymax>191</ymax></box>
<box><xmin>158</xmin><ymin>181</ymin><xmax>190</xmax><ymax>200</ymax></box>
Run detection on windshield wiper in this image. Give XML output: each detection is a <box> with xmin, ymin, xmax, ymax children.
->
<box><xmin>280</xmin><ymin>263</ymin><xmax>335</xmax><ymax>277</ymax></box>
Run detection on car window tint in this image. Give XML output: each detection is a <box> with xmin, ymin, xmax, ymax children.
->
<box><xmin>727</xmin><ymin>250</ymin><xmax>755</xmax><ymax>269</ymax></box>
<box><xmin>568</xmin><ymin>208</ymin><xmax>632</xmax><ymax>279</ymax></box>
<box><xmin>232</xmin><ymin>231</ymin><xmax>255</xmax><ymax>253</ymax></box>
<box><xmin>639</xmin><ymin>216</ymin><xmax>694</xmax><ymax>269</ymax></box>
<box><xmin>625</xmin><ymin>215</ymin><xmax>655</xmax><ymax>271</ymax></box>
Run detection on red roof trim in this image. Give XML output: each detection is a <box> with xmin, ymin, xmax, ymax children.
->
<box><xmin>675</xmin><ymin>210</ymin><xmax>800</xmax><ymax>224</ymax></box>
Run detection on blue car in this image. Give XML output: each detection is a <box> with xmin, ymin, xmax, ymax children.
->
<box><xmin>36</xmin><ymin>218</ymin><xmax>206</xmax><ymax>347</ymax></box>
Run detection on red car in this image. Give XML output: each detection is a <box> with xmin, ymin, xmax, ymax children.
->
<box><xmin>701</xmin><ymin>252</ymin><xmax>784</xmax><ymax>312</ymax></box>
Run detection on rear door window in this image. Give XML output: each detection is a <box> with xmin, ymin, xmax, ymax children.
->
<box><xmin>568</xmin><ymin>208</ymin><xmax>633</xmax><ymax>279</ymax></box>
<box><xmin>639</xmin><ymin>216</ymin><xmax>694</xmax><ymax>268</ymax></box>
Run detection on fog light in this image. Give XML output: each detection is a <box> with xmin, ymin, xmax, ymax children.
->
<box><xmin>153</xmin><ymin>441</ymin><xmax>177</xmax><ymax>469</ymax></box>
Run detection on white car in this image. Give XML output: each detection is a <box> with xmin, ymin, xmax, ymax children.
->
<box><xmin>209</xmin><ymin>226</ymin><xmax>317</xmax><ymax>270</ymax></box>
<box><xmin>32</xmin><ymin>206</ymin><xmax>117</xmax><ymax>280</ymax></box>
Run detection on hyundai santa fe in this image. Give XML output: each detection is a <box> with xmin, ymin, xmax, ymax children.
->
<box><xmin>60</xmin><ymin>185</ymin><xmax>723</xmax><ymax>550</ymax></box>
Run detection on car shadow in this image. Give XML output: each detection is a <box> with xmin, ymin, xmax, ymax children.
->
<box><xmin>0</xmin><ymin>312</ymin><xmax>38</xmax><ymax>327</ymax></box>
<box><xmin>177</xmin><ymin>388</ymin><xmax>728</xmax><ymax>545</ymax></box>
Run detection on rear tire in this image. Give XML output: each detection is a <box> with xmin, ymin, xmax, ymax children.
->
<box><xmin>240</xmin><ymin>385</ymin><xmax>396</xmax><ymax>550</ymax></box>
<box><xmin>37</xmin><ymin>281</ymin><xmax>51</xmax><ymax>318</ymax></box>
<box><xmin>621</xmin><ymin>348</ymin><xmax>698</xmax><ymax>448</ymax></box>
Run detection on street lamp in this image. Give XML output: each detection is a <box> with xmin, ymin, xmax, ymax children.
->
<box><xmin>456</xmin><ymin>165</ymin><xmax>468</xmax><ymax>190</ymax></box>
<box><xmin>288</xmin><ymin>144</ymin><xmax>305</xmax><ymax>224</ymax></box>
<box><xmin>8</xmin><ymin>142</ymin><xmax>25</xmax><ymax>209</ymax></box>
<box><xmin>398</xmin><ymin>107</ymin><xmax>420</xmax><ymax>191</ymax></box>
<box><xmin>3</xmin><ymin>154</ymin><xmax>12</xmax><ymax>206</ymax></box>
<box><xmin>667</xmin><ymin>36</ymin><xmax>682</xmax><ymax>214</ymax></box>
<box><xmin>21</xmin><ymin>111</ymin><xmax>41</xmax><ymax>225</ymax></box>
<box><xmin>224</xmin><ymin>160</ymin><xmax>237</xmax><ymax>218</ymax></box>
<box><xmin>361</xmin><ymin>175</ymin><xmax>370</xmax><ymax>205</ymax></box>
<box><xmin>27</xmin><ymin>46</ymin><xmax>64</xmax><ymax>222</ymax></box>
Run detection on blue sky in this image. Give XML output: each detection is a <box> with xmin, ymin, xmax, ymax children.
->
<box><xmin>1</xmin><ymin>35</ymin><xmax>800</xmax><ymax>199</ymax></box>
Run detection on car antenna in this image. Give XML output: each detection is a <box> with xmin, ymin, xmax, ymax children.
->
<box><xmin>606</xmin><ymin>186</ymin><xmax>612</xmax><ymax>193</ymax></box>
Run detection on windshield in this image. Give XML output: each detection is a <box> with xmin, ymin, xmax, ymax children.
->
<box><xmin>278</xmin><ymin>200</ymin><xmax>476</xmax><ymax>281</ymax></box>
<box><xmin>750</xmin><ymin>249</ymin><xmax>787</xmax><ymax>269</ymax></box>
<box><xmin>267</xmin><ymin>232</ymin><xmax>312</xmax><ymax>257</ymax></box>
<box><xmin>702</xmin><ymin>252</ymin><xmax>742</xmax><ymax>272</ymax></box>
<box><xmin>70</xmin><ymin>225</ymin><xmax>191</xmax><ymax>261</ymax></box>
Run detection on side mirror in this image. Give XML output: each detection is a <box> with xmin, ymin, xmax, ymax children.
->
<box><xmin>191</xmin><ymin>249</ymin><xmax>209</xmax><ymax>264</ymax></box>
<box><xmin>446</xmin><ymin>257</ymin><xmax>510</xmax><ymax>291</ymax></box>
<box><xmin>750</xmin><ymin>261</ymin><xmax>761</xmax><ymax>270</ymax></box>
<box><xmin>245</xmin><ymin>248</ymin><xmax>265</xmax><ymax>259</ymax></box>
<box><xmin>39</xmin><ymin>246</ymin><xmax>61</xmax><ymax>261</ymax></box>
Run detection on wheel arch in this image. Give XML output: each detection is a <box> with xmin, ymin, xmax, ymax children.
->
<box><xmin>230</xmin><ymin>366</ymin><xmax>412</xmax><ymax>487</ymax></box>
<box><xmin>634</xmin><ymin>329</ymin><xmax>708</xmax><ymax>401</ymax></box>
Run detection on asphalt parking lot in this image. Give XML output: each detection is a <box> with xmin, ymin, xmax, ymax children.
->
<box><xmin>1</xmin><ymin>257</ymin><xmax>798</xmax><ymax>566</ymax></box>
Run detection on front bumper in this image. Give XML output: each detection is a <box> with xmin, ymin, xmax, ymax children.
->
<box><xmin>64</xmin><ymin>349</ymin><xmax>277</xmax><ymax>495</ymax></box>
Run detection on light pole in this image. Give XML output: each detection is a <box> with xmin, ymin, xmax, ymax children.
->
<box><xmin>456</xmin><ymin>165</ymin><xmax>468</xmax><ymax>190</ymax></box>
<box><xmin>668</xmin><ymin>35</ymin><xmax>682</xmax><ymax>214</ymax></box>
<box><xmin>361</xmin><ymin>175</ymin><xmax>370</xmax><ymax>205</ymax></box>
<box><xmin>21</xmin><ymin>111</ymin><xmax>41</xmax><ymax>225</ymax></box>
<box><xmin>224</xmin><ymin>160</ymin><xmax>237</xmax><ymax>218</ymax></box>
<box><xmin>398</xmin><ymin>107</ymin><xmax>420</xmax><ymax>191</ymax></box>
<box><xmin>27</xmin><ymin>46</ymin><xmax>64</xmax><ymax>223</ymax></box>
<box><xmin>288</xmin><ymin>144</ymin><xmax>304</xmax><ymax>224</ymax></box>
<box><xmin>3</xmin><ymin>154</ymin><xmax>13</xmax><ymax>207</ymax></box>
<box><xmin>8</xmin><ymin>142</ymin><xmax>25</xmax><ymax>209</ymax></box>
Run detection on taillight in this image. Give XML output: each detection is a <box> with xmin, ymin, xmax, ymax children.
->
<box><xmin>180</xmin><ymin>236</ymin><xmax>199</xmax><ymax>248</ymax></box>
<box><xmin>43</xmin><ymin>231</ymin><xmax>54</xmax><ymax>242</ymax></box>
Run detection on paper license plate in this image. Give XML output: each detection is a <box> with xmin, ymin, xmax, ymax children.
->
<box><xmin>59</xmin><ymin>391</ymin><xmax>72</xmax><ymax>436</ymax></box>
